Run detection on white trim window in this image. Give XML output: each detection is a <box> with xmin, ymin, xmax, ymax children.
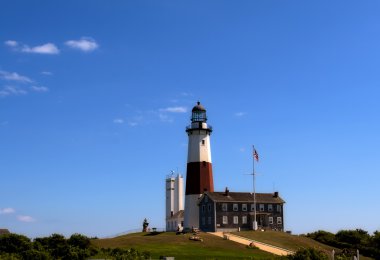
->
<box><xmin>277</xmin><ymin>205</ymin><xmax>282</xmax><ymax>212</ymax></box>
<box><xmin>233</xmin><ymin>203</ymin><xmax>238</xmax><ymax>211</ymax></box>
<box><xmin>242</xmin><ymin>216</ymin><xmax>247</xmax><ymax>224</ymax></box>
<box><xmin>222</xmin><ymin>203</ymin><xmax>228</xmax><ymax>211</ymax></box>
<box><xmin>223</xmin><ymin>216</ymin><xmax>228</xmax><ymax>224</ymax></box>
<box><xmin>277</xmin><ymin>217</ymin><xmax>282</xmax><ymax>224</ymax></box>
<box><xmin>268</xmin><ymin>204</ymin><xmax>273</xmax><ymax>212</ymax></box>
<box><xmin>202</xmin><ymin>205</ymin><xmax>205</xmax><ymax>212</ymax></box>
<box><xmin>251</xmin><ymin>204</ymin><xmax>255</xmax><ymax>211</ymax></box>
<box><xmin>208</xmin><ymin>204</ymin><xmax>211</xmax><ymax>212</ymax></box>
<box><xmin>233</xmin><ymin>216</ymin><xmax>239</xmax><ymax>224</ymax></box>
<box><xmin>269</xmin><ymin>216</ymin><xmax>273</xmax><ymax>224</ymax></box>
<box><xmin>242</xmin><ymin>204</ymin><xmax>247</xmax><ymax>211</ymax></box>
<box><xmin>259</xmin><ymin>204</ymin><xmax>265</xmax><ymax>212</ymax></box>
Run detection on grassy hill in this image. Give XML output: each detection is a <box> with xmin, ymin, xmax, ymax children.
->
<box><xmin>92</xmin><ymin>232</ymin><xmax>275</xmax><ymax>260</ymax></box>
<box><xmin>92</xmin><ymin>230</ymin><xmax>373</xmax><ymax>260</ymax></box>
<box><xmin>232</xmin><ymin>231</ymin><xmax>336</xmax><ymax>254</ymax></box>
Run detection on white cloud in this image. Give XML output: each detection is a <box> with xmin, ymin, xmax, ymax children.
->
<box><xmin>239</xmin><ymin>147</ymin><xmax>246</xmax><ymax>152</ymax></box>
<box><xmin>0</xmin><ymin>70</ymin><xmax>33</xmax><ymax>83</ymax></box>
<box><xmin>0</xmin><ymin>86</ymin><xmax>27</xmax><ymax>97</ymax></box>
<box><xmin>30</xmin><ymin>86</ymin><xmax>49</xmax><ymax>92</ymax></box>
<box><xmin>41</xmin><ymin>71</ymin><xmax>53</xmax><ymax>76</ymax></box>
<box><xmin>235</xmin><ymin>112</ymin><xmax>246</xmax><ymax>117</ymax></box>
<box><xmin>4</xmin><ymin>40</ymin><xmax>18</xmax><ymax>47</ymax></box>
<box><xmin>0</xmin><ymin>208</ymin><xmax>15</xmax><ymax>214</ymax></box>
<box><xmin>65</xmin><ymin>37</ymin><xmax>99</xmax><ymax>52</ymax></box>
<box><xmin>21</xmin><ymin>43</ymin><xmax>60</xmax><ymax>54</ymax></box>
<box><xmin>128</xmin><ymin>122</ymin><xmax>138</xmax><ymax>127</ymax></box>
<box><xmin>160</xmin><ymin>106</ymin><xmax>187</xmax><ymax>113</ymax></box>
<box><xmin>113</xmin><ymin>118</ymin><xmax>124</xmax><ymax>124</ymax></box>
<box><xmin>17</xmin><ymin>215</ymin><xmax>35</xmax><ymax>222</ymax></box>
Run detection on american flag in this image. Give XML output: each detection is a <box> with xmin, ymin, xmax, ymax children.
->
<box><xmin>253</xmin><ymin>149</ymin><xmax>259</xmax><ymax>162</ymax></box>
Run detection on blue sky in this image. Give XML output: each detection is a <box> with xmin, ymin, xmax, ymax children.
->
<box><xmin>1</xmin><ymin>1</ymin><xmax>380</xmax><ymax>238</ymax></box>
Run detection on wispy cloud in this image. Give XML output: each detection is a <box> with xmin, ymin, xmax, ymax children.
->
<box><xmin>4</xmin><ymin>40</ymin><xmax>18</xmax><ymax>47</ymax></box>
<box><xmin>128</xmin><ymin>122</ymin><xmax>138</xmax><ymax>127</ymax></box>
<box><xmin>17</xmin><ymin>215</ymin><xmax>35</xmax><ymax>222</ymax></box>
<box><xmin>65</xmin><ymin>37</ymin><xmax>99</xmax><ymax>52</ymax></box>
<box><xmin>113</xmin><ymin>118</ymin><xmax>124</xmax><ymax>124</ymax></box>
<box><xmin>21</xmin><ymin>43</ymin><xmax>60</xmax><ymax>54</ymax></box>
<box><xmin>0</xmin><ymin>70</ymin><xmax>33</xmax><ymax>83</ymax></box>
<box><xmin>0</xmin><ymin>86</ymin><xmax>27</xmax><ymax>97</ymax></box>
<box><xmin>239</xmin><ymin>147</ymin><xmax>246</xmax><ymax>152</ymax></box>
<box><xmin>41</xmin><ymin>71</ymin><xmax>53</xmax><ymax>76</ymax></box>
<box><xmin>159</xmin><ymin>106</ymin><xmax>187</xmax><ymax>113</ymax></box>
<box><xmin>235</xmin><ymin>112</ymin><xmax>246</xmax><ymax>117</ymax></box>
<box><xmin>5</xmin><ymin>40</ymin><xmax>59</xmax><ymax>54</ymax></box>
<box><xmin>30</xmin><ymin>86</ymin><xmax>49</xmax><ymax>92</ymax></box>
<box><xmin>0</xmin><ymin>208</ymin><xmax>15</xmax><ymax>214</ymax></box>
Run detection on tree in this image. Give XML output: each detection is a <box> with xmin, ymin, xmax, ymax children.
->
<box><xmin>287</xmin><ymin>248</ymin><xmax>328</xmax><ymax>260</ymax></box>
<box><xmin>0</xmin><ymin>233</ymin><xmax>32</xmax><ymax>254</ymax></box>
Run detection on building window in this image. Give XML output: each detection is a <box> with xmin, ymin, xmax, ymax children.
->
<box><xmin>251</xmin><ymin>204</ymin><xmax>255</xmax><ymax>211</ymax></box>
<box><xmin>259</xmin><ymin>204</ymin><xmax>265</xmax><ymax>212</ymax></box>
<box><xmin>208</xmin><ymin>204</ymin><xmax>211</xmax><ymax>212</ymax></box>
<box><xmin>202</xmin><ymin>205</ymin><xmax>205</xmax><ymax>212</ymax></box>
<box><xmin>268</xmin><ymin>204</ymin><xmax>273</xmax><ymax>211</ymax></box>
<box><xmin>277</xmin><ymin>217</ymin><xmax>282</xmax><ymax>224</ymax></box>
<box><xmin>205</xmin><ymin>196</ymin><xmax>208</xmax><ymax>202</ymax></box>
<box><xmin>202</xmin><ymin>217</ymin><xmax>205</xmax><ymax>225</ymax></box>
<box><xmin>242</xmin><ymin>216</ymin><xmax>247</xmax><ymax>224</ymax></box>
<box><xmin>202</xmin><ymin>139</ymin><xmax>205</xmax><ymax>145</ymax></box>
<box><xmin>222</xmin><ymin>203</ymin><xmax>228</xmax><ymax>211</ymax></box>
<box><xmin>233</xmin><ymin>216</ymin><xmax>239</xmax><ymax>224</ymax></box>
<box><xmin>208</xmin><ymin>217</ymin><xmax>212</xmax><ymax>225</ymax></box>
<box><xmin>233</xmin><ymin>204</ymin><xmax>238</xmax><ymax>211</ymax></box>
<box><xmin>269</xmin><ymin>217</ymin><xmax>273</xmax><ymax>224</ymax></box>
<box><xmin>242</xmin><ymin>204</ymin><xmax>247</xmax><ymax>211</ymax></box>
<box><xmin>277</xmin><ymin>205</ymin><xmax>282</xmax><ymax>212</ymax></box>
<box><xmin>223</xmin><ymin>216</ymin><xmax>228</xmax><ymax>224</ymax></box>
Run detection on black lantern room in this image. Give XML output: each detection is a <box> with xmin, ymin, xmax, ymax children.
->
<box><xmin>191</xmin><ymin>101</ymin><xmax>207</xmax><ymax>122</ymax></box>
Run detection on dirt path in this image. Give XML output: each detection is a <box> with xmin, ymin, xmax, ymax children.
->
<box><xmin>208</xmin><ymin>232</ymin><xmax>294</xmax><ymax>256</ymax></box>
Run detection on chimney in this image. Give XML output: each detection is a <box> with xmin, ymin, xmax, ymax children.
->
<box><xmin>274</xmin><ymin>191</ymin><xmax>279</xmax><ymax>198</ymax></box>
<box><xmin>224</xmin><ymin>187</ymin><xmax>230</xmax><ymax>196</ymax></box>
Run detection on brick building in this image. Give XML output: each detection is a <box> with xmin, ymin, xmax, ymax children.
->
<box><xmin>198</xmin><ymin>189</ymin><xmax>285</xmax><ymax>232</ymax></box>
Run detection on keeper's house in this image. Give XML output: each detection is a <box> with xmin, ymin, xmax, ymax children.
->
<box><xmin>198</xmin><ymin>188</ymin><xmax>285</xmax><ymax>232</ymax></box>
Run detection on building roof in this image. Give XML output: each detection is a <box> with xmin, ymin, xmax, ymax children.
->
<box><xmin>192</xmin><ymin>101</ymin><xmax>206</xmax><ymax>112</ymax></box>
<box><xmin>0</xmin><ymin>229</ymin><xmax>10</xmax><ymax>235</ymax></box>
<box><xmin>202</xmin><ymin>191</ymin><xmax>285</xmax><ymax>204</ymax></box>
<box><xmin>167</xmin><ymin>210</ymin><xmax>184</xmax><ymax>220</ymax></box>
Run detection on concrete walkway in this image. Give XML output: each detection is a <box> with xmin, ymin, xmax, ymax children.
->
<box><xmin>208</xmin><ymin>232</ymin><xmax>294</xmax><ymax>256</ymax></box>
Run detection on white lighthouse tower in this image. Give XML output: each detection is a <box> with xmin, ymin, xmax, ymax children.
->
<box><xmin>165</xmin><ymin>173</ymin><xmax>184</xmax><ymax>231</ymax></box>
<box><xmin>184</xmin><ymin>101</ymin><xmax>214</xmax><ymax>229</ymax></box>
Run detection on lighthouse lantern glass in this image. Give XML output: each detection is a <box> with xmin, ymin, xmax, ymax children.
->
<box><xmin>191</xmin><ymin>111</ymin><xmax>207</xmax><ymax>122</ymax></box>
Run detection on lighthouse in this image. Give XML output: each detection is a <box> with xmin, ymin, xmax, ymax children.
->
<box><xmin>184</xmin><ymin>101</ymin><xmax>214</xmax><ymax>229</ymax></box>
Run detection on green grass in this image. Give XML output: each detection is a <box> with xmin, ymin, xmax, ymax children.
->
<box><xmin>92</xmin><ymin>232</ymin><xmax>277</xmax><ymax>260</ymax></box>
<box><xmin>231</xmin><ymin>231</ymin><xmax>373</xmax><ymax>260</ymax></box>
<box><xmin>232</xmin><ymin>231</ymin><xmax>335</xmax><ymax>254</ymax></box>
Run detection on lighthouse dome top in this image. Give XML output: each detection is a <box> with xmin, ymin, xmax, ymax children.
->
<box><xmin>192</xmin><ymin>101</ymin><xmax>206</xmax><ymax>112</ymax></box>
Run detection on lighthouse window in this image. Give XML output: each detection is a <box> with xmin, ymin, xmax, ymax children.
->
<box><xmin>202</xmin><ymin>139</ymin><xmax>205</xmax><ymax>145</ymax></box>
<box><xmin>202</xmin><ymin>161</ymin><xmax>206</xmax><ymax>167</ymax></box>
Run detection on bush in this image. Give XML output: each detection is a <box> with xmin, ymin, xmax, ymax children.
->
<box><xmin>287</xmin><ymin>248</ymin><xmax>328</xmax><ymax>260</ymax></box>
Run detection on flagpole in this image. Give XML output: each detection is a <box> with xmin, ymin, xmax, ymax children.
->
<box><xmin>253</xmin><ymin>145</ymin><xmax>258</xmax><ymax>231</ymax></box>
